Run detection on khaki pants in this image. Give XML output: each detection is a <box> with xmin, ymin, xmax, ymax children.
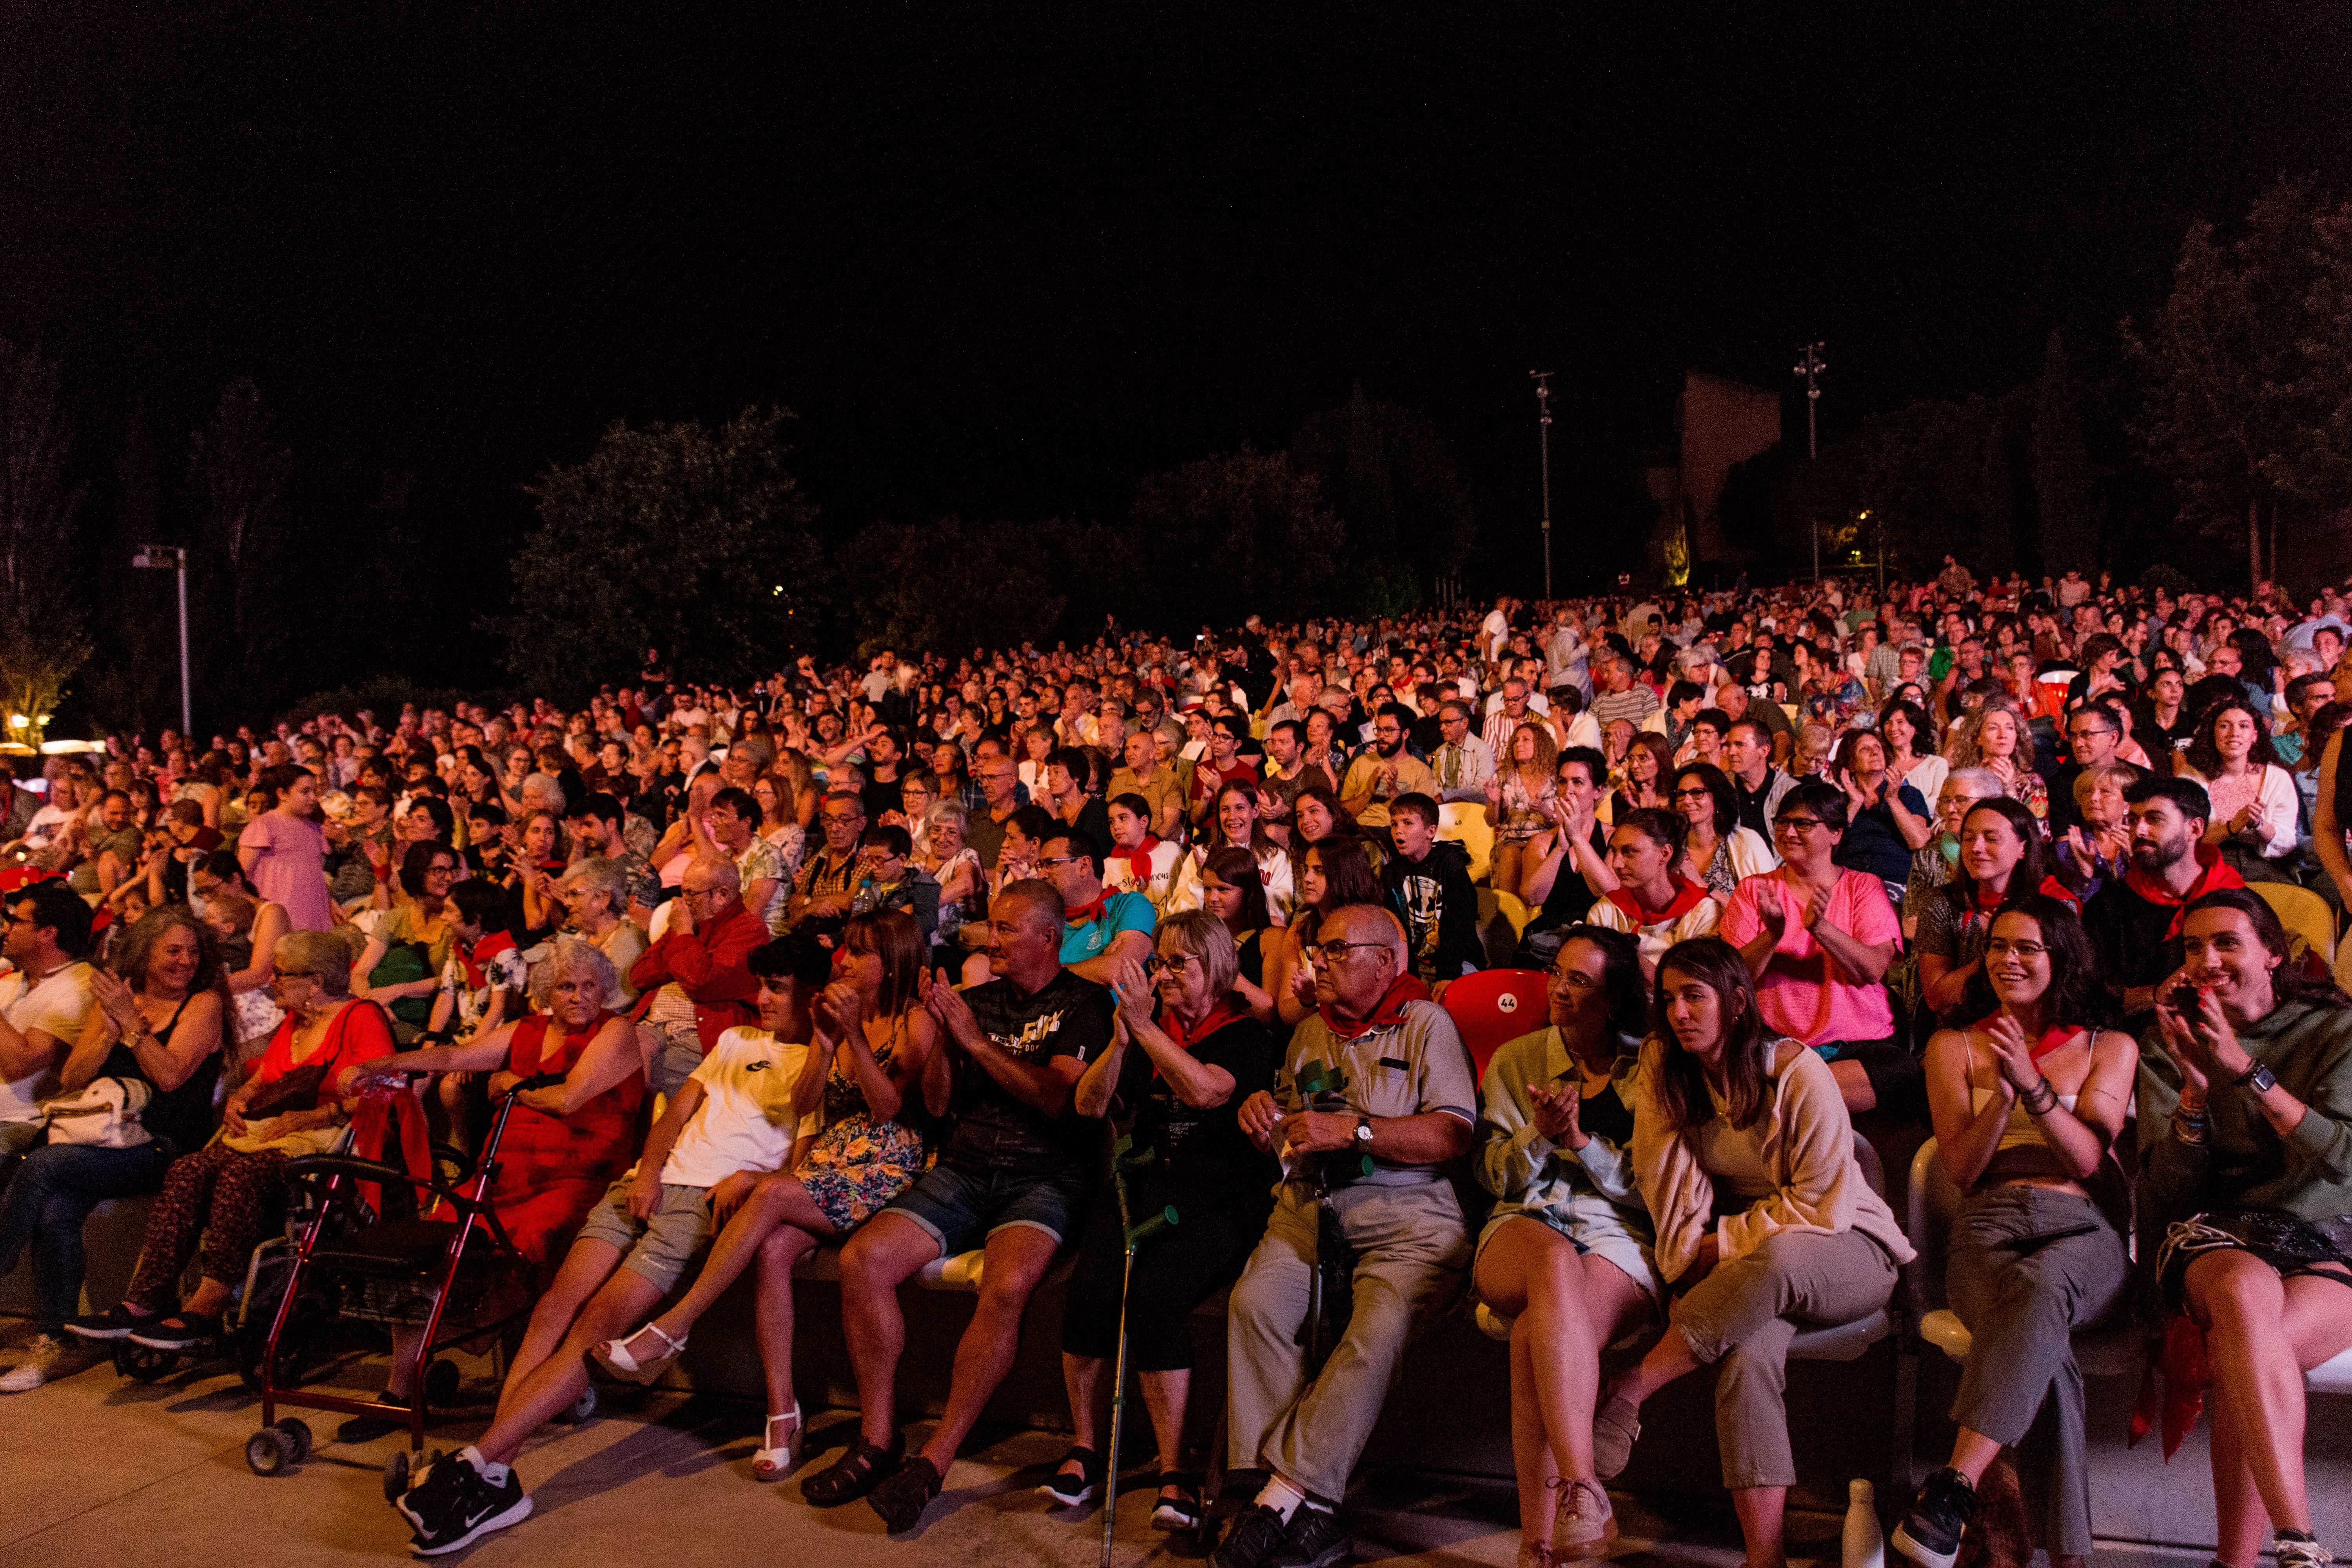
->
<box><xmin>1225</xmin><ymin>1178</ymin><xmax>1470</xmax><ymax>1502</ymax></box>
<box><xmin>1671</xmin><ymin>1227</ymin><xmax>1898</xmax><ymax>1490</ymax></box>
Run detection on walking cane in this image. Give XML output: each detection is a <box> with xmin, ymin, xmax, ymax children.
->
<box><xmin>1287</xmin><ymin>1060</ymin><xmax>1367</xmax><ymax>1377</ymax></box>
<box><xmin>1104</xmin><ymin>1131</ymin><xmax>1177</xmax><ymax>1568</ymax></box>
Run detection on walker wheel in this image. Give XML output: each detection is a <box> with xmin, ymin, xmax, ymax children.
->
<box><xmin>278</xmin><ymin>1419</ymin><xmax>313</xmax><ymax>1465</ymax></box>
<box><xmin>559</xmin><ymin>1385</ymin><xmax>597</xmax><ymax>1425</ymax></box>
<box><xmin>382</xmin><ymin>1447</ymin><xmax>412</xmax><ymax>1502</ymax></box>
<box><xmin>245</xmin><ymin>1426</ymin><xmax>294</xmax><ymax>1476</ymax></box>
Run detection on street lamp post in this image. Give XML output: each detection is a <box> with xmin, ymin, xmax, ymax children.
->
<box><xmin>1531</xmin><ymin>370</ymin><xmax>1554</xmax><ymax>599</ymax></box>
<box><xmin>131</xmin><ymin>545</ymin><xmax>192</xmax><ymax>737</ymax></box>
<box><xmin>1793</xmin><ymin>341</ymin><xmax>1826</xmax><ymax>581</ymax></box>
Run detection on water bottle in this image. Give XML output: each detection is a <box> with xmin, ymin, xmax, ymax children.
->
<box><xmin>1844</xmin><ymin>1478</ymin><xmax>1885</xmax><ymax>1568</ymax></box>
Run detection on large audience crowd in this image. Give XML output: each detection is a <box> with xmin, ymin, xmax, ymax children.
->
<box><xmin>0</xmin><ymin>555</ymin><xmax>2348</xmax><ymax>1568</ymax></box>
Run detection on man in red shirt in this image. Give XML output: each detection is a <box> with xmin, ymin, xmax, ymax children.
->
<box><xmin>628</xmin><ymin>857</ymin><xmax>766</xmax><ymax>1095</ymax></box>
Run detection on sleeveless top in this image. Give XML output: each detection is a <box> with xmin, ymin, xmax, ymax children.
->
<box><xmin>96</xmin><ymin>993</ymin><xmax>219</xmax><ymax>1156</ymax></box>
<box><xmin>495</xmin><ymin>1011</ymin><xmax>645</xmax><ymax>1198</ymax></box>
<box><xmin>1966</xmin><ymin>1029</ymin><xmax>2082</xmax><ymax>1185</ymax></box>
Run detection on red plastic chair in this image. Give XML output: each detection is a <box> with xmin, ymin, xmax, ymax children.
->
<box><xmin>1441</xmin><ymin>968</ymin><xmax>1550</xmax><ymax>1081</ymax></box>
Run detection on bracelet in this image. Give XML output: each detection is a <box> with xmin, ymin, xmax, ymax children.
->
<box><xmin>2021</xmin><ymin>1078</ymin><xmax>2060</xmax><ymax>1116</ymax></box>
<box><xmin>2172</xmin><ymin>1105</ymin><xmax>2209</xmax><ymax>1145</ymax></box>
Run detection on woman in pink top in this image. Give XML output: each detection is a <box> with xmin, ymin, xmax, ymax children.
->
<box><xmin>238</xmin><ymin>765</ymin><xmax>334</xmax><ymax>933</ymax></box>
<box><xmin>1719</xmin><ymin>780</ymin><xmax>1908</xmax><ymax>1118</ymax></box>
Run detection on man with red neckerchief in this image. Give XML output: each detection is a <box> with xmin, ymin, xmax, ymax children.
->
<box><xmin>1216</xmin><ymin>904</ymin><xmax>1476</xmax><ymax>1568</ymax></box>
<box><xmin>2084</xmin><ymin>775</ymin><xmax>2245</xmax><ymax>1032</ymax></box>
<box><xmin>1037</xmin><ymin>829</ymin><xmax>1154</xmax><ymax>985</ymax></box>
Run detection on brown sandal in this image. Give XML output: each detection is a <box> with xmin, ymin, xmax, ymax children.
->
<box><xmin>802</xmin><ymin>1434</ymin><xmax>904</xmax><ymax>1507</ymax></box>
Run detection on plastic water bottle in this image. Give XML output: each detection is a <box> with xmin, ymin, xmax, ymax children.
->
<box><xmin>1844</xmin><ymin>1479</ymin><xmax>1885</xmax><ymax>1568</ymax></box>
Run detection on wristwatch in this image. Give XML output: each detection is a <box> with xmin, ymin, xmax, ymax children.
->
<box><xmin>2235</xmin><ymin>1060</ymin><xmax>2278</xmax><ymax>1096</ymax></box>
<box><xmin>1354</xmin><ymin>1116</ymin><xmax>1374</xmax><ymax>1148</ymax></box>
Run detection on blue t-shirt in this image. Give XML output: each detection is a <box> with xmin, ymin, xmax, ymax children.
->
<box><xmin>1060</xmin><ymin>889</ymin><xmax>1156</xmax><ymax>965</ymax></box>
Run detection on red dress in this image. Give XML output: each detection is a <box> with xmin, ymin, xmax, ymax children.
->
<box><xmin>490</xmin><ymin>1011</ymin><xmax>645</xmax><ymax>1280</ymax></box>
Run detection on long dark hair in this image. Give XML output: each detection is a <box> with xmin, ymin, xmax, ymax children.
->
<box><xmin>1203</xmin><ymin>845</ymin><xmax>1272</xmax><ymax>931</ymax></box>
<box><xmin>1954</xmin><ymin>894</ymin><xmax>2115</xmax><ymax>1029</ymax></box>
<box><xmin>840</xmin><ymin>909</ymin><xmax>925</xmax><ymax>1021</ymax></box>
<box><xmin>2183</xmin><ymin>697</ymin><xmax>2282</xmax><ymax>777</ymax></box>
<box><xmin>1650</xmin><ymin>936</ymin><xmax>1773</xmax><ymax>1133</ymax></box>
<box><xmin>1672</xmin><ymin>764</ymin><xmax>1739</xmax><ymax>839</ymax></box>
<box><xmin>1939</xmin><ymin>796</ymin><xmax>2048</xmax><ymax>920</ymax></box>
<box><xmin>1555</xmin><ymin>924</ymin><xmax>1649</xmax><ymax>1051</ymax></box>
<box><xmin>1297</xmin><ymin>838</ymin><xmax>1380</xmax><ymax>948</ymax></box>
<box><xmin>2182</xmin><ymin>887</ymin><xmax>2352</xmax><ymax>1009</ymax></box>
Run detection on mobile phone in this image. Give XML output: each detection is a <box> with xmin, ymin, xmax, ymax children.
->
<box><xmin>2167</xmin><ymin>983</ymin><xmax>2202</xmax><ymax>1016</ymax></box>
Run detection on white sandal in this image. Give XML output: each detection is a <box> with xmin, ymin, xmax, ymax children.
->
<box><xmin>591</xmin><ymin>1321</ymin><xmax>688</xmax><ymax>1384</ymax></box>
<box><xmin>751</xmin><ymin>1405</ymin><xmax>802</xmax><ymax>1481</ymax></box>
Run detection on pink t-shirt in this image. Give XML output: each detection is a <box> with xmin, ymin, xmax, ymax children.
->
<box><xmin>241</xmin><ymin>811</ymin><xmax>334</xmax><ymax>932</ymax></box>
<box><xmin>1720</xmin><ymin>870</ymin><xmax>1901</xmax><ymax>1047</ymax></box>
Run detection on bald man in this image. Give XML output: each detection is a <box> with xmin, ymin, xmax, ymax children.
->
<box><xmin>627</xmin><ymin>856</ymin><xmax>765</xmax><ymax>1095</ymax></box>
<box><xmin>1215</xmin><ymin>904</ymin><xmax>1477</xmax><ymax>1568</ymax></box>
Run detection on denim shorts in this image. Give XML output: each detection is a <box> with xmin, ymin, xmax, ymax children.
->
<box><xmin>882</xmin><ymin>1160</ymin><xmax>1093</xmax><ymax>1258</ymax></box>
<box><xmin>573</xmin><ymin>1178</ymin><xmax>713</xmax><ymax>1294</ymax></box>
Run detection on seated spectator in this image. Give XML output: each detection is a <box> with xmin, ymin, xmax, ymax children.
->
<box><xmin>1214</xmin><ymin>905</ymin><xmax>1475</xmax><ymax>1568</ymax></box>
<box><xmin>2085</xmin><ymin>776</ymin><xmax>2244</xmax><ymax>1031</ymax></box>
<box><xmin>1916</xmin><ymin>798</ymin><xmax>2066</xmax><ymax>1022</ymax></box>
<box><xmin>349</xmin><ymin>843</ymin><xmax>460</xmax><ymax>1044</ymax></box>
<box><xmin>2054</xmin><ymin>762</ymin><xmax>2138</xmax><ymax>900</ymax></box>
<box><xmin>1472</xmin><ymin>926</ymin><xmax>1657</xmax><ymax>1564</ymax></box>
<box><xmin>592</xmin><ymin>914</ymin><xmax>937</xmax><ymax>1478</ymax></box>
<box><xmin>1523</xmin><ymin>748</ymin><xmax>1614</xmax><ymax>954</ymax></box>
<box><xmin>1585</xmin><ymin>808</ymin><xmax>1720</xmax><ymax>982</ymax></box>
<box><xmin>1596</xmin><ymin>937</ymin><xmax>1911</xmax><ymax>1568</ymax></box>
<box><xmin>1338</xmin><ymin>704</ymin><xmax>1437</xmax><ymax>841</ymax></box>
<box><xmin>1971</xmin><ymin>708</ymin><xmax>2048</xmax><ymax>825</ymax></box>
<box><xmin>1610</xmin><ymin>733</ymin><xmax>1675</xmax><ymax>823</ymax></box>
<box><xmin>1379</xmin><ymin>793</ymin><xmax>1481</xmax><ymax>992</ymax></box>
<box><xmin>0</xmin><ymin>880</ymin><xmax>100</xmax><ymax>1183</ymax></box>
<box><xmin>388</xmin><ymin>935</ymin><xmax>825</xmax><ymax>1555</ymax></box>
<box><xmin>557</xmin><ymin>857</ymin><xmax>648</xmax><ymax>1007</ymax></box>
<box><xmin>1040</xmin><ymin>828</ymin><xmax>1154</xmax><ymax>985</ymax></box>
<box><xmin>1195</xmin><ymin>845</ymin><xmax>1280</xmax><ymax>1022</ymax></box>
<box><xmin>1429</xmin><ymin>701</ymin><xmax>1498</xmax><ymax>804</ymax></box>
<box><xmin>915</xmin><ymin>800</ymin><xmax>984</xmax><ymax>948</ymax></box>
<box><xmin>1894</xmin><ymin>897</ymin><xmax>2135</xmax><ymax>1568</ymax></box>
<box><xmin>805</xmin><ymin>882</ymin><xmax>1114</xmax><ymax>1533</ymax></box>
<box><xmin>2177</xmin><ymin>698</ymin><xmax>2302</xmax><ymax>883</ymax></box>
<box><xmin>563</xmin><ymin>791</ymin><xmax>662</xmax><ymax>922</ymax></box>
<box><xmin>2136</xmin><ymin>889</ymin><xmax>2352</xmax><ymax>1568</ymax></box>
<box><xmin>1268</xmin><ymin>839</ymin><xmax>1384</xmax><ymax>1029</ymax></box>
<box><xmin>629</xmin><ymin>855</ymin><xmax>765</xmax><ymax>1094</ymax></box>
<box><xmin>693</xmin><ymin>784</ymin><xmax>786</xmax><ymax>932</ymax></box>
<box><xmin>1487</xmin><ymin>722</ymin><xmax>1560</xmax><ymax>903</ymax></box>
<box><xmin>65</xmin><ymin>789</ymin><xmax>143</xmax><ymax>904</ymax></box>
<box><xmin>1046</xmin><ymin>912</ymin><xmax>1278</xmax><ymax>1526</ymax></box>
<box><xmin>1673</xmin><ymin>763</ymin><xmax>1777</xmax><ymax>904</ymax></box>
<box><xmin>1903</xmin><ymin>768</ymin><xmax>2005</xmax><ymax>942</ymax></box>
<box><xmin>1103</xmin><ymin>791</ymin><xmax>1182</xmax><ymax>910</ymax></box>
<box><xmin>1043</xmin><ymin>746</ymin><xmax>1114</xmax><ymax>859</ymax></box>
<box><xmin>1167</xmin><ymin>779</ymin><xmax>1297</xmax><ymax>927</ymax></box>
<box><xmin>1183</xmin><ymin>713</ymin><xmax>1260</xmax><ymax>832</ymax></box>
<box><xmin>1831</xmin><ymin>728</ymin><xmax>1934</xmax><ymax>907</ymax></box>
<box><xmin>784</xmin><ymin>790</ymin><xmax>868</xmax><ymax>943</ymax></box>
<box><xmin>842</xmin><ymin>823</ymin><xmax>941</xmax><ymax>944</ymax></box>
<box><xmin>1</xmin><ymin>908</ymin><xmax>223</xmax><ymax>1393</ymax></box>
<box><xmin>68</xmin><ymin>932</ymin><xmax>394</xmax><ymax>1353</ymax></box>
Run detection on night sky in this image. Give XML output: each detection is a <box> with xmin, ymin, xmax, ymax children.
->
<box><xmin>5</xmin><ymin>3</ymin><xmax>2350</xmax><ymax>633</ymax></box>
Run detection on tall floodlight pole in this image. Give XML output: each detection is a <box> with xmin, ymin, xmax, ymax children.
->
<box><xmin>131</xmin><ymin>545</ymin><xmax>192</xmax><ymax>736</ymax></box>
<box><xmin>1793</xmin><ymin>341</ymin><xmax>1826</xmax><ymax>580</ymax></box>
<box><xmin>1531</xmin><ymin>370</ymin><xmax>1555</xmax><ymax>600</ymax></box>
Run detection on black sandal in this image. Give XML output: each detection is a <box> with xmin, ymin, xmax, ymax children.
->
<box><xmin>1037</xmin><ymin>1444</ymin><xmax>1103</xmax><ymax>1506</ymax></box>
<box><xmin>802</xmin><ymin>1434</ymin><xmax>904</xmax><ymax>1507</ymax></box>
<box><xmin>1152</xmin><ymin>1470</ymin><xmax>1203</xmax><ymax>1530</ymax></box>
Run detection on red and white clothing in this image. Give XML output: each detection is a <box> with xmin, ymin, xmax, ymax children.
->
<box><xmin>1586</xmin><ymin>876</ymin><xmax>1721</xmax><ymax>975</ymax></box>
<box><xmin>1104</xmin><ymin>838</ymin><xmax>1184</xmax><ymax>911</ymax></box>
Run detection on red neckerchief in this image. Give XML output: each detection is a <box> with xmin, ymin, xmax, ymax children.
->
<box><xmin>1964</xmin><ymin>874</ymin><xmax>2081</xmax><ymax>930</ymax></box>
<box><xmin>456</xmin><ymin>929</ymin><xmax>518</xmax><ymax>991</ymax></box>
<box><xmin>1119</xmin><ymin>837</ymin><xmax>1162</xmax><ymax>889</ymax></box>
<box><xmin>1064</xmin><ymin>887</ymin><xmax>1110</xmax><ymax>926</ymax></box>
<box><xmin>1319</xmin><ymin>973</ymin><xmax>1432</xmax><ymax>1041</ymax></box>
<box><xmin>1972</xmin><ymin>1014</ymin><xmax>2088</xmax><ymax>1061</ymax></box>
<box><xmin>2122</xmin><ymin>844</ymin><xmax>2246</xmax><ymax>939</ymax></box>
<box><xmin>1604</xmin><ymin>873</ymin><xmax>1709</xmax><ymax>927</ymax></box>
<box><xmin>1160</xmin><ymin>998</ymin><xmax>1240</xmax><ymax>1051</ymax></box>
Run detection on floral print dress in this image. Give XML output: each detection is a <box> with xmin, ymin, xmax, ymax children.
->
<box><xmin>797</xmin><ymin>1026</ymin><xmax>928</xmax><ymax>1232</ymax></box>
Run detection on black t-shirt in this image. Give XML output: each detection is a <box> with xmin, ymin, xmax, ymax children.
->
<box><xmin>1113</xmin><ymin>1008</ymin><xmax>1281</xmax><ymax>1193</ymax></box>
<box><xmin>943</xmin><ymin>967</ymin><xmax>1117</xmax><ymax>1179</ymax></box>
<box><xmin>862</xmin><ymin>768</ymin><xmax>906</xmax><ymax>824</ymax></box>
<box><xmin>1538</xmin><ymin>823</ymin><xmax>1610</xmax><ymax>927</ymax></box>
<box><xmin>2084</xmin><ymin>877</ymin><xmax>2188</xmax><ymax>1030</ymax></box>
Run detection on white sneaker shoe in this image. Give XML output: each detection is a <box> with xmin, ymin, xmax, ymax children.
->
<box><xmin>1551</xmin><ymin>1477</ymin><xmax>1618</xmax><ymax>1557</ymax></box>
<box><xmin>0</xmin><ymin>1334</ymin><xmax>71</xmax><ymax>1393</ymax></box>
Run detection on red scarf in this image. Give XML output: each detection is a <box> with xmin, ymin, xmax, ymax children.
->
<box><xmin>2122</xmin><ymin>844</ymin><xmax>2245</xmax><ymax>939</ymax></box>
<box><xmin>1604</xmin><ymin>873</ymin><xmax>1710</xmax><ymax>928</ymax></box>
<box><xmin>1319</xmin><ymin>973</ymin><xmax>1432</xmax><ymax>1041</ymax></box>
<box><xmin>1964</xmin><ymin>874</ymin><xmax>2081</xmax><ymax>929</ymax></box>
<box><xmin>1969</xmin><ymin>1014</ymin><xmax>2088</xmax><ymax>1061</ymax></box>
<box><xmin>1064</xmin><ymin>887</ymin><xmax>1110</xmax><ymax>926</ymax></box>
<box><xmin>1119</xmin><ymin>837</ymin><xmax>1163</xmax><ymax>890</ymax></box>
<box><xmin>1160</xmin><ymin>999</ymin><xmax>1240</xmax><ymax>1051</ymax></box>
<box><xmin>456</xmin><ymin>929</ymin><xmax>518</xmax><ymax>991</ymax></box>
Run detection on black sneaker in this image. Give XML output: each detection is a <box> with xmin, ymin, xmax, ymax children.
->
<box><xmin>125</xmin><ymin>1312</ymin><xmax>219</xmax><ymax>1352</ymax></box>
<box><xmin>866</xmin><ymin>1455</ymin><xmax>943</xmax><ymax>1534</ymax></box>
<box><xmin>1214</xmin><ymin>1505</ymin><xmax>1296</xmax><ymax>1568</ymax></box>
<box><xmin>396</xmin><ymin>1450</ymin><xmax>534</xmax><ymax>1557</ymax></box>
<box><xmin>1269</xmin><ymin>1506</ymin><xmax>1352</xmax><ymax>1568</ymax></box>
<box><xmin>1891</xmin><ymin>1467</ymin><xmax>1978</xmax><ymax>1568</ymax></box>
<box><xmin>64</xmin><ymin>1304</ymin><xmax>153</xmax><ymax>1341</ymax></box>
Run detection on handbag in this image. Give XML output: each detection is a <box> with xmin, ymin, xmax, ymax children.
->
<box><xmin>40</xmin><ymin>1077</ymin><xmax>154</xmax><ymax>1148</ymax></box>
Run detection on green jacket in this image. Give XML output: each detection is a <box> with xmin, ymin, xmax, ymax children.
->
<box><xmin>2137</xmin><ymin>997</ymin><xmax>2352</xmax><ymax>1226</ymax></box>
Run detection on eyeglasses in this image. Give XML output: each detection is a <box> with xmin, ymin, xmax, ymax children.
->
<box><xmin>1985</xmin><ymin>938</ymin><xmax>2049</xmax><ymax>959</ymax></box>
<box><xmin>1672</xmin><ymin>788</ymin><xmax>1711</xmax><ymax>800</ymax></box>
<box><xmin>1308</xmin><ymin>940</ymin><xmax>1388</xmax><ymax>963</ymax></box>
<box><xmin>1035</xmin><ymin>855</ymin><xmax>1079</xmax><ymax>870</ymax></box>
<box><xmin>1143</xmin><ymin>953</ymin><xmax>1198</xmax><ymax>976</ymax></box>
<box><xmin>1774</xmin><ymin>817</ymin><xmax>1826</xmax><ymax>834</ymax></box>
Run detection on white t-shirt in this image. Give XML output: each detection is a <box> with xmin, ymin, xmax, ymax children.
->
<box><xmin>0</xmin><ymin>960</ymin><xmax>97</xmax><ymax>1123</ymax></box>
<box><xmin>656</xmin><ymin>1026</ymin><xmax>818</xmax><ymax>1189</ymax></box>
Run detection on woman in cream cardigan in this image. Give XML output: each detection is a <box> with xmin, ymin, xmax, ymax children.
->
<box><xmin>1590</xmin><ymin>935</ymin><xmax>1913</xmax><ymax>1568</ymax></box>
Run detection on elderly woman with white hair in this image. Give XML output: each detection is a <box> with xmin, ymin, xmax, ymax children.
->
<box><xmin>339</xmin><ymin>938</ymin><xmax>646</xmax><ymax>1430</ymax></box>
<box><xmin>559</xmin><ymin>856</ymin><xmax>647</xmax><ymax>1007</ymax></box>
